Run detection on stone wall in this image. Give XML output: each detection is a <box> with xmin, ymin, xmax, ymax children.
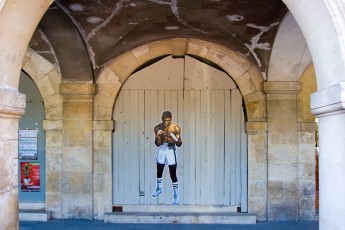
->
<box><xmin>19</xmin><ymin>41</ymin><xmax>316</xmax><ymax>222</ymax></box>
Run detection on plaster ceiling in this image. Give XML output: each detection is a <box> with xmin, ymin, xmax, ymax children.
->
<box><xmin>28</xmin><ymin>0</ymin><xmax>288</xmax><ymax>82</ymax></box>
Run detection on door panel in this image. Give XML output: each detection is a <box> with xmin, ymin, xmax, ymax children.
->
<box><xmin>113</xmin><ymin>89</ymin><xmax>246</xmax><ymax>207</ymax></box>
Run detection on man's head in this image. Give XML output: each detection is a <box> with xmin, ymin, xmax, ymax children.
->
<box><xmin>162</xmin><ymin>111</ymin><xmax>172</xmax><ymax>127</ymax></box>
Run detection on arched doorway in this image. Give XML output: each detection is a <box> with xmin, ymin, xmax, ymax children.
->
<box><xmin>18</xmin><ymin>71</ymin><xmax>46</xmax><ymax>205</ymax></box>
<box><xmin>112</xmin><ymin>55</ymin><xmax>248</xmax><ymax>211</ymax></box>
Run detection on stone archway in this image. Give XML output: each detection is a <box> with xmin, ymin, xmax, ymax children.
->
<box><xmin>22</xmin><ymin>48</ymin><xmax>64</xmax><ymax>218</ymax></box>
<box><xmin>0</xmin><ymin>0</ymin><xmax>345</xmax><ymax>228</ymax></box>
<box><xmin>22</xmin><ymin>48</ymin><xmax>63</xmax><ymax>120</ymax></box>
<box><xmin>94</xmin><ymin>38</ymin><xmax>265</xmax><ymax>122</ymax></box>
<box><xmin>93</xmin><ymin>38</ymin><xmax>268</xmax><ymax>220</ymax></box>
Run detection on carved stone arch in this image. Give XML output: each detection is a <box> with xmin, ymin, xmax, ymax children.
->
<box><xmin>22</xmin><ymin>48</ymin><xmax>63</xmax><ymax>120</ymax></box>
<box><xmin>21</xmin><ymin>47</ymin><xmax>64</xmax><ymax>218</ymax></box>
<box><xmin>94</xmin><ymin>38</ymin><xmax>266</xmax><ymax>122</ymax></box>
<box><xmin>94</xmin><ymin>38</ymin><xmax>267</xmax><ymax>219</ymax></box>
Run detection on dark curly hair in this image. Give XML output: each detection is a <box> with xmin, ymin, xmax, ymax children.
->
<box><xmin>162</xmin><ymin>110</ymin><xmax>172</xmax><ymax>119</ymax></box>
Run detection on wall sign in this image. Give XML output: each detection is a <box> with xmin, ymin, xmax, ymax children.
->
<box><xmin>20</xmin><ymin>162</ymin><xmax>40</xmax><ymax>192</ymax></box>
<box><xmin>18</xmin><ymin>129</ymin><xmax>38</xmax><ymax>160</ymax></box>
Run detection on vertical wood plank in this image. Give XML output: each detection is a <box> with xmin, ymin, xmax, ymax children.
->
<box><xmin>119</xmin><ymin>91</ymin><xmax>125</xmax><ymax>204</ymax></box>
<box><xmin>189</xmin><ymin>90</ymin><xmax>196</xmax><ymax>205</ymax></box>
<box><xmin>144</xmin><ymin>90</ymin><xmax>152</xmax><ymax>204</ymax></box>
<box><xmin>129</xmin><ymin>90</ymin><xmax>140</xmax><ymax>204</ymax></box>
<box><xmin>214</xmin><ymin>90</ymin><xmax>221</xmax><ymax>205</ymax></box>
<box><xmin>224</xmin><ymin>90</ymin><xmax>231</xmax><ymax>205</ymax></box>
<box><xmin>150</xmin><ymin>90</ymin><xmax>159</xmax><ymax>204</ymax></box>
<box><xmin>113</xmin><ymin>92</ymin><xmax>122</xmax><ymax>204</ymax></box>
<box><xmin>218</xmin><ymin>90</ymin><xmax>225</xmax><ymax>205</ymax></box>
<box><xmin>240</xmin><ymin>105</ymin><xmax>248</xmax><ymax>211</ymax></box>
<box><xmin>200</xmin><ymin>90</ymin><xmax>208</xmax><ymax>204</ymax></box>
<box><xmin>122</xmin><ymin>90</ymin><xmax>130</xmax><ymax>204</ymax></box>
<box><xmin>183</xmin><ymin>91</ymin><xmax>191</xmax><ymax>204</ymax></box>
<box><xmin>138</xmin><ymin>90</ymin><xmax>145</xmax><ymax>204</ymax></box>
<box><xmin>210</xmin><ymin>90</ymin><xmax>217</xmax><ymax>204</ymax></box>
<box><xmin>164</xmin><ymin>90</ymin><xmax>171</xmax><ymax>111</ymax></box>
<box><xmin>177</xmin><ymin>90</ymin><xmax>185</xmax><ymax>203</ymax></box>
<box><xmin>230</xmin><ymin>89</ymin><xmax>237</xmax><ymax>205</ymax></box>
<box><xmin>195</xmin><ymin>90</ymin><xmax>201</xmax><ymax>204</ymax></box>
<box><xmin>235</xmin><ymin>89</ymin><xmax>242</xmax><ymax>205</ymax></box>
<box><xmin>205</xmin><ymin>89</ymin><xmax>212</xmax><ymax>205</ymax></box>
<box><xmin>116</xmin><ymin>90</ymin><xmax>125</xmax><ymax>204</ymax></box>
<box><xmin>171</xmin><ymin>91</ymin><xmax>178</xmax><ymax>120</ymax></box>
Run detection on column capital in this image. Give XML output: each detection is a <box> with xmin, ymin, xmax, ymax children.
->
<box><xmin>264</xmin><ymin>81</ymin><xmax>300</xmax><ymax>95</ymax></box>
<box><xmin>297</xmin><ymin>122</ymin><xmax>318</xmax><ymax>132</ymax></box>
<box><xmin>93</xmin><ymin>120</ymin><xmax>114</xmax><ymax>131</ymax></box>
<box><xmin>60</xmin><ymin>83</ymin><xmax>95</xmax><ymax>101</ymax></box>
<box><xmin>311</xmin><ymin>82</ymin><xmax>345</xmax><ymax>117</ymax></box>
<box><xmin>0</xmin><ymin>87</ymin><xmax>25</xmax><ymax>118</ymax></box>
<box><xmin>246</xmin><ymin>121</ymin><xmax>267</xmax><ymax>133</ymax></box>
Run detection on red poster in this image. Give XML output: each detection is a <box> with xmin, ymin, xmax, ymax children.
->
<box><xmin>20</xmin><ymin>162</ymin><xmax>40</xmax><ymax>192</ymax></box>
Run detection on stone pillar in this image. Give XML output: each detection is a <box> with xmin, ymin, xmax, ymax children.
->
<box><xmin>311</xmin><ymin>82</ymin><xmax>345</xmax><ymax>230</ymax></box>
<box><xmin>246</xmin><ymin>121</ymin><xmax>268</xmax><ymax>221</ymax></box>
<box><xmin>60</xmin><ymin>83</ymin><xmax>95</xmax><ymax>219</ymax></box>
<box><xmin>43</xmin><ymin>120</ymin><xmax>63</xmax><ymax>218</ymax></box>
<box><xmin>93</xmin><ymin>120</ymin><xmax>114</xmax><ymax>219</ymax></box>
<box><xmin>0</xmin><ymin>0</ymin><xmax>53</xmax><ymax>88</ymax></box>
<box><xmin>297</xmin><ymin>122</ymin><xmax>317</xmax><ymax>220</ymax></box>
<box><xmin>0</xmin><ymin>88</ymin><xmax>25</xmax><ymax>230</ymax></box>
<box><xmin>264</xmin><ymin>81</ymin><xmax>300</xmax><ymax>221</ymax></box>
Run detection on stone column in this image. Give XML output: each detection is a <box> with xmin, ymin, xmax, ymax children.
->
<box><xmin>246</xmin><ymin>121</ymin><xmax>268</xmax><ymax>221</ymax></box>
<box><xmin>311</xmin><ymin>82</ymin><xmax>345</xmax><ymax>230</ymax></box>
<box><xmin>93</xmin><ymin>120</ymin><xmax>114</xmax><ymax>219</ymax></box>
<box><xmin>60</xmin><ymin>83</ymin><xmax>95</xmax><ymax>219</ymax></box>
<box><xmin>297</xmin><ymin>122</ymin><xmax>317</xmax><ymax>220</ymax></box>
<box><xmin>264</xmin><ymin>81</ymin><xmax>300</xmax><ymax>221</ymax></box>
<box><xmin>0</xmin><ymin>88</ymin><xmax>25</xmax><ymax>230</ymax></box>
<box><xmin>43</xmin><ymin>120</ymin><xmax>63</xmax><ymax>218</ymax></box>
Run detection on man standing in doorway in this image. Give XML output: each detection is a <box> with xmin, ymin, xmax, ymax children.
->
<box><xmin>152</xmin><ymin>111</ymin><xmax>182</xmax><ymax>205</ymax></box>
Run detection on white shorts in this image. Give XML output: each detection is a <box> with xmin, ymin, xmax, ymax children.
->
<box><xmin>156</xmin><ymin>143</ymin><xmax>178</xmax><ymax>165</ymax></box>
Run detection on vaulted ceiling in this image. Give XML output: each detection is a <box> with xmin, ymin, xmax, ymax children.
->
<box><xmin>28</xmin><ymin>0</ymin><xmax>288</xmax><ymax>82</ymax></box>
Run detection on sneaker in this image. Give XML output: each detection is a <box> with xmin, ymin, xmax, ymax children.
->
<box><xmin>172</xmin><ymin>189</ymin><xmax>179</xmax><ymax>205</ymax></box>
<box><xmin>152</xmin><ymin>186</ymin><xmax>163</xmax><ymax>197</ymax></box>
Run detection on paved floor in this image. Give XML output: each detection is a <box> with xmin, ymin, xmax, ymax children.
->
<box><xmin>20</xmin><ymin>220</ymin><xmax>319</xmax><ymax>230</ymax></box>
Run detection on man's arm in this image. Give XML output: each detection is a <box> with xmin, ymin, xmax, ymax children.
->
<box><xmin>154</xmin><ymin>125</ymin><xmax>164</xmax><ymax>147</ymax></box>
<box><xmin>174</xmin><ymin>124</ymin><xmax>182</xmax><ymax>147</ymax></box>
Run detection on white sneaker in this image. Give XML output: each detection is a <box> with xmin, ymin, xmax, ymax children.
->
<box><xmin>172</xmin><ymin>188</ymin><xmax>179</xmax><ymax>205</ymax></box>
<box><xmin>152</xmin><ymin>186</ymin><xmax>163</xmax><ymax>197</ymax></box>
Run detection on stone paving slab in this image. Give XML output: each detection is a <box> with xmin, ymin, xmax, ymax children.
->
<box><xmin>20</xmin><ymin>219</ymin><xmax>319</xmax><ymax>230</ymax></box>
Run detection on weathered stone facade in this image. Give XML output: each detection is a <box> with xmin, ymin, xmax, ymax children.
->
<box><xmin>16</xmin><ymin>39</ymin><xmax>317</xmax><ymax>222</ymax></box>
<box><xmin>1</xmin><ymin>1</ymin><xmax>345</xmax><ymax>229</ymax></box>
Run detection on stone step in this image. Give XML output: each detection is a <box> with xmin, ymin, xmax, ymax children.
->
<box><xmin>19</xmin><ymin>209</ymin><xmax>52</xmax><ymax>222</ymax></box>
<box><xmin>114</xmin><ymin>204</ymin><xmax>239</xmax><ymax>213</ymax></box>
<box><xmin>104</xmin><ymin>212</ymin><xmax>256</xmax><ymax>224</ymax></box>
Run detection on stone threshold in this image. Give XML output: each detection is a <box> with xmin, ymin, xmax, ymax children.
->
<box><xmin>19</xmin><ymin>209</ymin><xmax>52</xmax><ymax>222</ymax></box>
<box><xmin>104</xmin><ymin>211</ymin><xmax>256</xmax><ymax>224</ymax></box>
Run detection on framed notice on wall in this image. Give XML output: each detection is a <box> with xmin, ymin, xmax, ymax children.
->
<box><xmin>18</xmin><ymin>129</ymin><xmax>38</xmax><ymax>160</ymax></box>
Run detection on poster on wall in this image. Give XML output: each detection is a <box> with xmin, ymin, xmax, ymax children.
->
<box><xmin>20</xmin><ymin>162</ymin><xmax>40</xmax><ymax>192</ymax></box>
<box><xmin>18</xmin><ymin>129</ymin><xmax>38</xmax><ymax>160</ymax></box>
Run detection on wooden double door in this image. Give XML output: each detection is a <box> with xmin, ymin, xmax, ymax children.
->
<box><xmin>113</xmin><ymin>88</ymin><xmax>247</xmax><ymax>210</ymax></box>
